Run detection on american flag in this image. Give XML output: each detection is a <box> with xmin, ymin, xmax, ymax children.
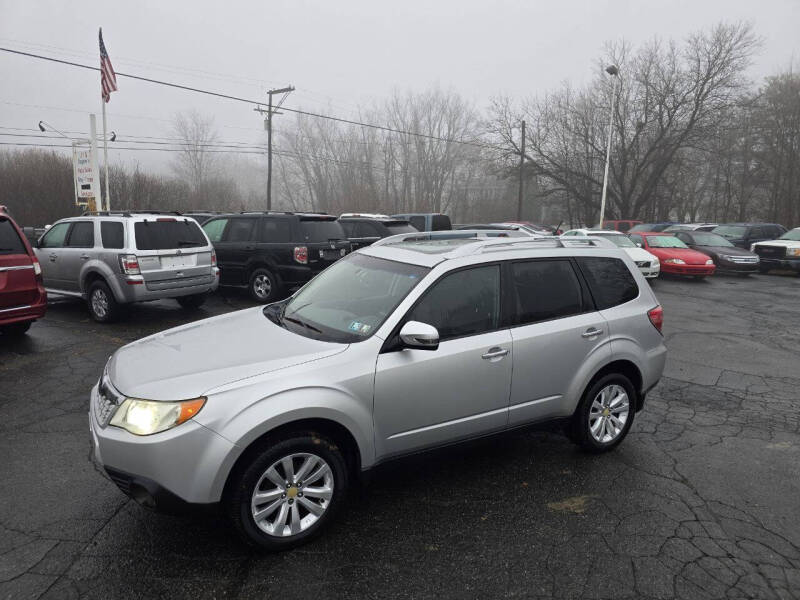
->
<box><xmin>99</xmin><ymin>28</ymin><xmax>118</xmax><ymax>103</ymax></box>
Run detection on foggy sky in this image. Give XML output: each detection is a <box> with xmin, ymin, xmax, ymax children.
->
<box><xmin>1</xmin><ymin>0</ymin><xmax>798</xmax><ymax>172</ymax></box>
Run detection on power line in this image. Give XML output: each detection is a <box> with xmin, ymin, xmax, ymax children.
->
<box><xmin>0</xmin><ymin>46</ymin><xmax>506</xmax><ymax>152</ymax></box>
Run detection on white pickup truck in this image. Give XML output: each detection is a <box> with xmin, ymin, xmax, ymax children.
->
<box><xmin>751</xmin><ymin>227</ymin><xmax>800</xmax><ymax>274</ymax></box>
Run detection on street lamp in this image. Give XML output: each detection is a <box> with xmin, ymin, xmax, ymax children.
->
<box><xmin>598</xmin><ymin>64</ymin><xmax>619</xmax><ymax>228</ymax></box>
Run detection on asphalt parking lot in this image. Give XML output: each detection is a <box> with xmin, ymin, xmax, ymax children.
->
<box><xmin>1</xmin><ymin>274</ymin><xmax>800</xmax><ymax>600</ymax></box>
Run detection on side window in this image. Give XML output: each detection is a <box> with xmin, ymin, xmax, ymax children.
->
<box><xmin>0</xmin><ymin>219</ymin><xmax>26</xmax><ymax>255</ymax></box>
<box><xmin>629</xmin><ymin>234</ymin><xmax>643</xmax><ymax>247</ymax></box>
<box><xmin>362</xmin><ymin>222</ymin><xmax>383</xmax><ymax>237</ymax></box>
<box><xmin>511</xmin><ymin>260</ymin><xmax>585</xmax><ymax>325</ymax></box>
<box><xmin>65</xmin><ymin>222</ymin><xmax>95</xmax><ymax>248</ymax></box>
<box><xmin>224</xmin><ymin>218</ymin><xmax>256</xmax><ymax>243</ymax></box>
<box><xmin>39</xmin><ymin>222</ymin><xmax>70</xmax><ymax>248</ymax></box>
<box><xmin>750</xmin><ymin>227</ymin><xmax>764</xmax><ymax>239</ymax></box>
<box><xmin>258</xmin><ymin>218</ymin><xmax>290</xmax><ymax>243</ymax></box>
<box><xmin>618</xmin><ymin>222</ymin><xmax>631</xmax><ymax>232</ymax></box>
<box><xmin>409</xmin><ymin>216</ymin><xmax>426</xmax><ymax>231</ymax></box>
<box><xmin>409</xmin><ymin>265</ymin><xmax>500</xmax><ymax>341</ymax></box>
<box><xmin>675</xmin><ymin>232</ymin><xmax>690</xmax><ymax>244</ymax></box>
<box><xmin>339</xmin><ymin>221</ymin><xmax>357</xmax><ymax>237</ymax></box>
<box><xmin>202</xmin><ymin>218</ymin><xmax>228</xmax><ymax>242</ymax></box>
<box><xmin>576</xmin><ymin>257</ymin><xmax>639</xmax><ymax>310</ymax></box>
<box><xmin>101</xmin><ymin>222</ymin><xmax>124</xmax><ymax>249</ymax></box>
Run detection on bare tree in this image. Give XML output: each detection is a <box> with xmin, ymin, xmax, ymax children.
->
<box><xmin>171</xmin><ymin>110</ymin><xmax>220</xmax><ymax>190</ymax></box>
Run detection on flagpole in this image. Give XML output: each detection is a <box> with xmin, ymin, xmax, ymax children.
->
<box><xmin>102</xmin><ymin>99</ymin><xmax>110</xmax><ymax>211</ymax></box>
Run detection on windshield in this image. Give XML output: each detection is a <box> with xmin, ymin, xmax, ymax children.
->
<box><xmin>646</xmin><ymin>235</ymin><xmax>688</xmax><ymax>249</ymax></box>
<box><xmin>300</xmin><ymin>219</ymin><xmax>347</xmax><ymax>243</ymax></box>
<box><xmin>134</xmin><ymin>219</ymin><xmax>206</xmax><ymax>250</ymax></box>
<box><xmin>779</xmin><ymin>228</ymin><xmax>800</xmax><ymax>241</ymax></box>
<box><xmin>593</xmin><ymin>233</ymin><xmax>635</xmax><ymax>248</ymax></box>
<box><xmin>273</xmin><ymin>254</ymin><xmax>429</xmax><ymax>343</ymax></box>
<box><xmin>713</xmin><ymin>225</ymin><xmax>747</xmax><ymax>239</ymax></box>
<box><xmin>690</xmin><ymin>232</ymin><xmax>733</xmax><ymax>247</ymax></box>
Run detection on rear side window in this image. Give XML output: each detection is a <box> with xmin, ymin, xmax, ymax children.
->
<box><xmin>339</xmin><ymin>221</ymin><xmax>357</xmax><ymax>237</ymax></box>
<box><xmin>258</xmin><ymin>218</ymin><xmax>291</xmax><ymax>243</ymax></box>
<box><xmin>386</xmin><ymin>223</ymin><xmax>418</xmax><ymax>234</ymax></box>
<box><xmin>39</xmin><ymin>222</ymin><xmax>70</xmax><ymax>248</ymax></box>
<box><xmin>0</xmin><ymin>219</ymin><xmax>26</xmax><ymax>255</ymax></box>
<box><xmin>299</xmin><ymin>219</ymin><xmax>346</xmax><ymax>243</ymax></box>
<box><xmin>134</xmin><ymin>220</ymin><xmax>206</xmax><ymax>250</ymax></box>
<box><xmin>224</xmin><ymin>218</ymin><xmax>256</xmax><ymax>242</ymax></box>
<box><xmin>409</xmin><ymin>216</ymin><xmax>426</xmax><ymax>231</ymax></box>
<box><xmin>410</xmin><ymin>265</ymin><xmax>500</xmax><ymax>340</ymax></box>
<box><xmin>101</xmin><ymin>222</ymin><xmax>124</xmax><ymax>249</ymax></box>
<box><xmin>203</xmin><ymin>218</ymin><xmax>227</xmax><ymax>242</ymax></box>
<box><xmin>431</xmin><ymin>215</ymin><xmax>451</xmax><ymax>231</ymax></box>
<box><xmin>511</xmin><ymin>260</ymin><xmax>585</xmax><ymax>325</ymax></box>
<box><xmin>66</xmin><ymin>222</ymin><xmax>95</xmax><ymax>248</ymax></box>
<box><xmin>577</xmin><ymin>257</ymin><xmax>639</xmax><ymax>310</ymax></box>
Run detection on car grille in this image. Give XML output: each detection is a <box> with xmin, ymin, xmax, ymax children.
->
<box><xmin>635</xmin><ymin>261</ymin><xmax>651</xmax><ymax>268</ymax></box>
<box><xmin>727</xmin><ymin>255</ymin><xmax>759</xmax><ymax>264</ymax></box>
<box><xmin>95</xmin><ymin>376</ymin><xmax>124</xmax><ymax>427</ymax></box>
<box><xmin>754</xmin><ymin>246</ymin><xmax>786</xmax><ymax>259</ymax></box>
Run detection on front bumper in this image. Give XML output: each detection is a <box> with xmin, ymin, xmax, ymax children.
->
<box><xmin>758</xmin><ymin>257</ymin><xmax>800</xmax><ymax>272</ymax></box>
<box><xmin>89</xmin><ymin>381</ymin><xmax>236</xmax><ymax>507</ymax></box>
<box><xmin>660</xmin><ymin>264</ymin><xmax>715</xmax><ymax>276</ymax></box>
<box><xmin>638</xmin><ymin>264</ymin><xmax>660</xmax><ymax>279</ymax></box>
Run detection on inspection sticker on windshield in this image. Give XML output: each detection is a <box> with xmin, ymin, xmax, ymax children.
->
<box><xmin>348</xmin><ymin>321</ymin><xmax>371</xmax><ymax>334</ymax></box>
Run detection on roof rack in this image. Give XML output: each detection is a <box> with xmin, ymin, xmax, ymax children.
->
<box><xmin>340</xmin><ymin>212</ymin><xmax>392</xmax><ymax>219</ymax></box>
<box><xmin>81</xmin><ymin>210</ymin><xmax>183</xmax><ymax>217</ymax></box>
<box><xmin>373</xmin><ymin>230</ymin><xmax>616</xmax><ymax>255</ymax></box>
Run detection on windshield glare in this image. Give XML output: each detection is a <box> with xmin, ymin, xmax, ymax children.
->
<box><xmin>691</xmin><ymin>233</ymin><xmax>732</xmax><ymax>247</ymax></box>
<box><xmin>594</xmin><ymin>233</ymin><xmax>635</xmax><ymax>248</ymax></box>
<box><xmin>278</xmin><ymin>254</ymin><xmax>429</xmax><ymax>342</ymax></box>
<box><xmin>647</xmin><ymin>235</ymin><xmax>688</xmax><ymax>249</ymax></box>
<box><xmin>779</xmin><ymin>228</ymin><xmax>800</xmax><ymax>241</ymax></box>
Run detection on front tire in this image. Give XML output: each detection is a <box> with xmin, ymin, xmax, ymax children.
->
<box><xmin>227</xmin><ymin>432</ymin><xmax>349</xmax><ymax>551</ymax></box>
<box><xmin>1</xmin><ymin>321</ymin><xmax>32</xmax><ymax>337</ymax></box>
<box><xmin>570</xmin><ymin>373</ymin><xmax>636</xmax><ymax>453</ymax></box>
<box><xmin>87</xmin><ymin>281</ymin><xmax>120</xmax><ymax>323</ymax></box>
<box><xmin>248</xmin><ymin>268</ymin><xmax>282</xmax><ymax>303</ymax></box>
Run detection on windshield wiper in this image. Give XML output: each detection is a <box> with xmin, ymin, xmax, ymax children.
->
<box><xmin>283</xmin><ymin>316</ymin><xmax>323</xmax><ymax>334</ymax></box>
<box><xmin>177</xmin><ymin>240</ymin><xmax>201</xmax><ymax>247</ymax></box>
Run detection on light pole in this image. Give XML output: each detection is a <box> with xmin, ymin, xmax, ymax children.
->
<box><xmin>254</xmin><ymin>86</ymin><xmax>294</xmax><ymax>210</ymax></box>
<box><xmin>598</xmin><ymin>64</ymin><xmax>619</xmax><ymax>228</ymax></box>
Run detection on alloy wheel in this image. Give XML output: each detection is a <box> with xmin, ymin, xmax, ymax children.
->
<box><xmin>91</xmin><ymin>289</ymin><xmax>109</xmax><ymax>319</ymax></box>
<box><xmin>250</xmin><ymin>452</ymin><xmax>334</xmax><ymax>537</ymax></box>
<box><xmin>253</xmin><ymin>274</ymin><xmax>272</xmax><ymax>300</ymax></box>
<box><xmin>588</xmin><ymin>384</ymin><xmax>629</xmax><ymax>443</ymax></box>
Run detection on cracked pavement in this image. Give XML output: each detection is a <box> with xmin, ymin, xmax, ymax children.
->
<box><xmin>1</xmin><ymin>274</ymin><xmax>799</xmax><ymax>599</ymax></box>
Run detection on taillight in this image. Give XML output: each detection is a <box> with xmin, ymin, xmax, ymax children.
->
<box><xmin>211</xmin><ymin>249</ymin><xmax>217</xmax><ymax>266</ymax></box>
<box><xmin>119</xmin><ymin>254</ymin><xmax>141</xmax><ymax>275</ymax></box>
<box><xmin>32</xmin><ymin>258</ymin><xmax>42</xmax><ymax>276</ymax></box>
<box><xmin>293</xmin><ymin>246</ymin><xmax>308</xmax><ymax>264</ymax></box>
<box><xmin>648</xmin><ymin>305</ymin><xmax>663</xmax><ymax>334</ymax></box>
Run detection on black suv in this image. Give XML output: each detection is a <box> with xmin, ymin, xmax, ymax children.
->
<box><xmin>338</xmin><ymin>214</ymin><xmax>418</xmax><ymax>249</ymax></box>
<box><xmin>711</xmin><ymin>223</ymin><xmax>787</xmax><ymax>249</ymax></box>
<box><xmin>201</xmin><ymin>212</ymin><xmax>351</xmax><ymax>302</ymax></box>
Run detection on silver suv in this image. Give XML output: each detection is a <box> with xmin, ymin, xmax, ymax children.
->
<box><xmin>89</xmin><ymin>233</ymin><xmax>666</xmax><ymax>550</ymax></box>
<box><xmin>35</xmin><ymin>212</ymin><xmax>219</xmax><ymax>321</ymax></box>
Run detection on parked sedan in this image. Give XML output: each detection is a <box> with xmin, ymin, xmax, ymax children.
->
<box><xmin>671</xmin><ymin>231</ymin><xmax>759</xmax><ymax>274</ymax></box>
<box><xmin>628</xmin><ymin>232</ymin><xmax>715</xmax><ymax>278</ymax></box>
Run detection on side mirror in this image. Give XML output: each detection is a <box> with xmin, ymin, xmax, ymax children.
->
<box><xmin>399</xmin><ymin>320</ymin><xmax>439</xmax><ymax>351</ymax></box>
<box><xmin>636</xmin><ymin>243</ymin><xmax>642</xmax><ymax>247</ymax></box>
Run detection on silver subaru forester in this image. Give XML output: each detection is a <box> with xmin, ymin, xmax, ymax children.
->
<box><xmin>89</xmin><ymin>232</ymin><xmax>666</xmax><ymax>550</ymax></box>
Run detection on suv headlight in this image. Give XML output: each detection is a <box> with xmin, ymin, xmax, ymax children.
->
<box><xmin>786</xmin><ymin>248</ymin><xmax>800</xmax><ymax>257</ymax></box>
<box><xmin>110</xmin><ymin>397</ymin><xmax>206</xmax><ymax>435</ymax></box>
<box><xmin>663</xmin><ymin>258</ymin><xmax>685</xmax><ymax>264</ymax></box>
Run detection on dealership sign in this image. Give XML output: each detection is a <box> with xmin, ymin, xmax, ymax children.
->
<box><xmin>72</xmin><ymin>142</ymin><xmax>101</xmax><ymax>209</ymax></box>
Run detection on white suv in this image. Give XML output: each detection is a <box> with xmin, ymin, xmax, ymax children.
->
<box><xmin>89</xmin><ymin>233</ymin><xmax>666</xmax><ymax>550</ymax></box>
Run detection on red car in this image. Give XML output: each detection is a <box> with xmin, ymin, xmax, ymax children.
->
<box><xmin>0</xmin><ymin>206</ymin><xmax>46</xmax><ymax>336</ymax></box>
<box><xmin>629</xmin><ymin>231</ymin><xmax>716</xmax><ymax>278</ymax></box>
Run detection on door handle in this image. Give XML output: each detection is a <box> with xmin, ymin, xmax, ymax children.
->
<box><xmin>481</xmin><ymin>347</ymin><xmax>509</xmax><ymax>360</ymax></box>
<box><xmin>49</xmin><ymin>253</ymin><xmax>57</xmax><ymax>261</ymax></box>
<box><xmin>582</xmin><ymin>328</ymin><xmax>603</xmax><ymax>338</ymax></box>
<box><xmin>80</xmin><ymin>254</ymin><xmax>90</xmax><ymax>260</ymax></box>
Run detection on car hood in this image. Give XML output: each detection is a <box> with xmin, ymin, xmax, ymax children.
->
<box><xmin>753</xmin><ymin>240</ymin><xmax>798</xmax><ymax>248</ymax></box>
<box><xmin>646</xmin><ymin>247</ymin><xmax>711</xmax><ymax>264</ymax></box>
<box><xmin>108</xmin><ymin>307</ymin><xmax>347</xmax><ymax>400</ymax></box>
<box><xmin>622</xmin><ymin>247</ymin><xmax>658</xmax><ymax>263</ymax></box>
<box><xmin>691</xmin><ymin>245</ymin><xmax>756</xmax><ymax>257</ymax></box>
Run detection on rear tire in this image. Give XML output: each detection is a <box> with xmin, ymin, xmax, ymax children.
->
<box><xmin>1</xmin><ymin>321</ymin><xmax>32</xmax><ymax>337</ymax></box>
<box><xmin>87</xmin><ymin>280</ymin><xmax>120</xmax><ymax>323</ymax></box>
<box><xmin>570</xmin><ymin>373</ymin><xmax>636</xmax><ymax>453</ymax></box>
<box><xmin>226</xmin><ymin>432</ymin><xmax>349</xmax><ymax>551</ymax></box>
<box><xmin>176</xmin><ymin>293</ymin><xmax>207</xmax><ymax>309</ymax></box>
<box><xmin>248</xmin><ymin>268</ymin><xmax>282</xmax><ymax>303</ymax></box>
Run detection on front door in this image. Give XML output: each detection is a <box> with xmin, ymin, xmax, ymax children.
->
<box><xmin>373</xmin><ymin>264</ymin><xmax>512</xmax><ymax>458</ymax></box>
<box><xmin>35</xmin><ymin>221</ymin><xmax>71</xmax><ymax>290</ymax></box>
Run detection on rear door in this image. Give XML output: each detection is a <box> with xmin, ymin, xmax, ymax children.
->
<box><xmin>35</xmin><ymin>222</ymin><xmax>71</xmax><ymax>289</ymax></box>
<box><xmin>507</xmin><ymin>258</ymin><xmax>610</xmax><ymax>426</ymax></box>
<box><xmin>0</xmin><ymin>217</ymin><xmax>39</xmax><ymax>311</ymax></box>
<box><xmin>133</xmin><ymin>218</ymin><xmax>213</xmax><ymax>289</ymax></box>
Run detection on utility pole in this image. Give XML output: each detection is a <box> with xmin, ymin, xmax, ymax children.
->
<box><xmin>255</xmin><ymin>86</ymin><xmax>294</xmax><ymax>210</ymax></box>
<box><xmin>516</xmin><ymin>120</ymin><xmax>526</xmax><ymax>221</ymax></box>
